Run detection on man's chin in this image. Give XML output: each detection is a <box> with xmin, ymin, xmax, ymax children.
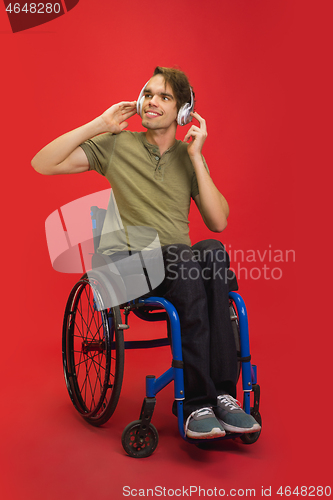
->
<box><xmin>141</xmin><ymin>117</ymin><xmax>177</xmax><ymax>131</ymax></box>
<box><xmin>142</xmin><ymin>119</ymin><xmax>157</xmax><ymax>129</ymax></box>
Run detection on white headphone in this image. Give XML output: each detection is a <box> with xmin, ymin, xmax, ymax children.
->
<box><xmin>137</xmin><ymin>80</ymin><xmax>194</xmax><ymax>126</ymax></box>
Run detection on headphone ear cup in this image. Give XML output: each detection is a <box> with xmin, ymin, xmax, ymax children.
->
<box><xmin>177</xmin><ymin>105</ymin><xmax>185</xmax><ymax>126</ymax></box>
<box><xmin>137</xmin><ymin>80</ymin><xmax>150</xmax><ymax>117</ymax></box>
<box><xmin>177</xmin><ymin>87</ymin><xmax>194</xmax><ymax>126</ymax></box>
<box><xmin>137</xmin><ymin>95</ymin><xmax>145</xmax><ymax>117</ymax></box>
<box><xmin>177</xmin><ymin>103</ymin><xmax>192</xmax><ymax>126</ymax></box>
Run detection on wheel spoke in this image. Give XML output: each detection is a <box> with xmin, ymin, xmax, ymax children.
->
<box><xmin>75</xmin><ymin>306</ymin><xmax>105</xmax><ymax>345</ymax></box>
<box><xmin>90</xmin><ymin>354</ymin><xmax>104</xmax><ymax>404</ymax></box>
<box><xmin>86</xmin><ymin>286</ymin><xmax>101</xmax><ymax>334</ymax></box>
<box><xmin>81</xmin><ymin>356</ymin><xmax>96</xmax><ymax>410</ymax></box>
<box><xmin>74</xmin><ymin>352</ymin><xmax>106</xmax><ymax>370</ymax></box>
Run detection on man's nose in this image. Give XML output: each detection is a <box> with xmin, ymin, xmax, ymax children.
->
<box><xmin>149</xmin><ymin>95</ymin><xmax>158</xmax><ymax>106</ymax></box>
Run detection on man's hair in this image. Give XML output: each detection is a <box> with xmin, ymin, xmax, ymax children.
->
<box><xmin>152</xmin><ymin>66</ymin><xmax>195</xmax><ymax>111</ymax></box>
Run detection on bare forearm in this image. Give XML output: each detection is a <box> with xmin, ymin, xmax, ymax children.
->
<box><xmin>32</xmin><ymin>101</ymin><xmax>137</xmax><ymax>175</ymax></box>
<box><xmin>31</xmin><ymin>117</ymin><xmax>106</xmax><ymax>175</ymax></box>
<box><xmin>192</xmin><ymin>154</ymin><xmax>229</xmax><ymax>232</ymax></box>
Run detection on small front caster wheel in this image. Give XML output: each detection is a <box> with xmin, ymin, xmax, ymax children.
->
<box><xmin>240</xmin><ymin>410</ymin><xmax>262</xmax><ymax>444</ymax></box>
<box><xmin>122</xmin><ymin>420</ymin><xmax>159</xmax><ymax>458</ymax></box>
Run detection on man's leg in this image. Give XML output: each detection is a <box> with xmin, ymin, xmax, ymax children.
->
<box><xmin>156</xmin><ymin>244</ymin><xmax>217</xmax><ymax>417</ymax></box>
<box><xmin>154</xmin><ymin>243</ymin><xmax>227</xmax><ymax>438</ymax></box>
<box><xmin>191</xmin><ymin>239</ymin><xmax>238</xmax><ymax>397</ymax></box>
<box><xmin>191</xmin><ymin>240</ymin><xmax>261</xmax><ymax>434</ymax></box>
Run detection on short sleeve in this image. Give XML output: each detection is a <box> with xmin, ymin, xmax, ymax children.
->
<box><xmin>79</xmin><ymin>133</ymin><xmax>116</xmax><ymax>176</ymax></box>
<box><xmin>191</xmin><ymin>155</ymin><xmax>210</xmax><ymax>199</ymax></box>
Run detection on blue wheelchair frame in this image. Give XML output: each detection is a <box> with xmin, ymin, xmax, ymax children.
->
<box><xmin>121</xmin><ymin>293</ymin><xmax>258</xmax><ymax>447</ymax></box>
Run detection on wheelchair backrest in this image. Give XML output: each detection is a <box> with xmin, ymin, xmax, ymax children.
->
<box><xmin>90</xmin><ymin>206</ymin><xmax>107</xmax><ymax>253</ymax></box>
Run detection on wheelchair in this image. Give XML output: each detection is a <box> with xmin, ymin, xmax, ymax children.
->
<box><xmin>62</xmin><ymin>206</ymin><xmax>262</xmax><ymax>458</ymax></box>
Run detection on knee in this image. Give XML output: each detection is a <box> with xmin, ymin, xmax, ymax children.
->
<box><xmin>212</xmin><ymin>244</ymin><xmax>230</xmax><ymax>268</ymax></box>
<box><xmin>193</xmin><ymin>239</ymin><xmax>230</xmax><ymax>267</ymax></box>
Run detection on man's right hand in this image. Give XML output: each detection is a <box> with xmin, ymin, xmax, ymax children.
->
<box><xmin>32</xmin><ymin>100</ymin><xmax>137</xmax><ymax>175</ymax></box>
<box><xmin>100</xmin><ymin>101</ymin><xmax>137</xmax><ymax>134</ymax></box>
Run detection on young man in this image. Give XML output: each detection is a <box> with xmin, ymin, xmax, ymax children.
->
<box><xmin>32</xmin><ymin>66</ymin><xmax>260</xmax><ymax>439</ymax></box>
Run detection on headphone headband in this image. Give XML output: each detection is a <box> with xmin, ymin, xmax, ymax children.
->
<box><xmin>137</xmin><ymin>80</ymin><xmax>194</xmax><ymax>126</ymax></box>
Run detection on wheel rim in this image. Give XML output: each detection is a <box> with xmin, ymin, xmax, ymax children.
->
<box><xmin>63</xmin><ymin>278</ymin><xmax>112</xmax><ymax>418</ymax></box>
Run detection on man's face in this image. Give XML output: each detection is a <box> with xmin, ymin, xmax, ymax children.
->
<box><xmin>140</xmin><ymin>74</ymin><xmax>178</xmax><ymax>131</ymax></box>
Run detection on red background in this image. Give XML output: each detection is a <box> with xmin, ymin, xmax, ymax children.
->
<box><xmin>1</xmin><ymin>1</ymin><xmax>332</xmax><ymax>499</ymax></box>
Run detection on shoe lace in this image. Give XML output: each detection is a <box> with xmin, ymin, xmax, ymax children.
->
<box><xmin>184</xmin><ymin>407</ymin><xmax>213</xmax><ymax>433</ymax></box>
<box><xmin>217</xmin><ymin>394</ymin><xmax>241</xmax><ymax>411</ymax></box>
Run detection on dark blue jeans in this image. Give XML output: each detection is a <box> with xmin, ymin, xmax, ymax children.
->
<box><xmin>153</xmin><ymin>240</ymin><xmax>238</xmax><ymax>418</ymax></box>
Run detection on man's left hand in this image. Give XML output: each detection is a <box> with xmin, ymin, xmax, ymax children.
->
<box><xmin>183</xmin><ymin>112</ymin><xmax>207</xmax><ymax>158</ymax></box>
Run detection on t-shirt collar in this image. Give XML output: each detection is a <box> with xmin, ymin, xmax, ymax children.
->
<box><xmin>140</xmin><ymin>132</ymin><xmax>179</xmax><ymax>155</ymax></box>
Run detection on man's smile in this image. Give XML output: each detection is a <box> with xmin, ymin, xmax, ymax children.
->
<box><xmin>145</xmin><ymin>110</ymin><xmax>162</xmax><ymax>117</ymax></box>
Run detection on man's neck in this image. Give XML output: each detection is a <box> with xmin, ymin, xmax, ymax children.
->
<box><xmin>145</xmin><ymin>127</ymin><xmax>177</xmax><ymax>156</ymax></box>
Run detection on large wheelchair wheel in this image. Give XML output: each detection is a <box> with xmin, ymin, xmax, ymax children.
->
<box><xmin>62</xmin><ymin>274</ymin><xmax>124</xmax><ymax>427</ymax></box>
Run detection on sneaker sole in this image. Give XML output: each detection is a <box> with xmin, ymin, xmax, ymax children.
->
<box><xmin>218</xmin><ymin>420</ymin><xmax>261</xmax><ymax>434</ymax></box>
<box><xmin>186</xmin><ymin>427</ymin><xmax>226</xmax><ymax>439</ymax></box>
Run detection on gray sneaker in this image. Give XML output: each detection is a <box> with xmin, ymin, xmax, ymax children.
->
<box><xmin>215</xmin><ymin>394</ymin><xmax>261</xmax><ymax>433</ymax></box>
<box><xmin>185</xmin><ymin>407</ymin><xmax>226</xmax><ymax>439</ymax></box>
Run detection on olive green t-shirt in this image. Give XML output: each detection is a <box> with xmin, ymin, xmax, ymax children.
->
<box><xmin>80</xmin><ymin>131</ymin><xmax>207</xmax><ymax>254</ymax></box>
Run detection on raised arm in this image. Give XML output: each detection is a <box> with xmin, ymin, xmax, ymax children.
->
<box><xmin>31</xmin><ymin>101</ymin><xmax>137</xmax><ymax>175</ymax></box>
<box><xmin>184</xmin><ymin>112</ymin><xmax>229</xmax><ymax>232</ymax></box>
